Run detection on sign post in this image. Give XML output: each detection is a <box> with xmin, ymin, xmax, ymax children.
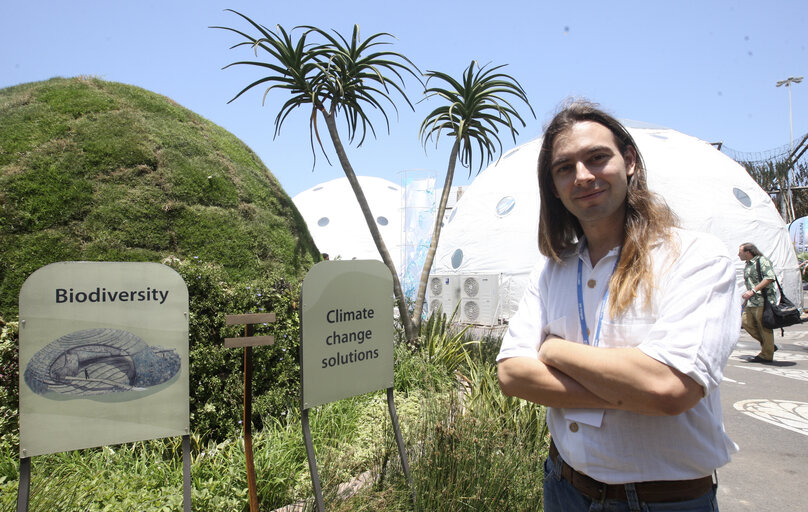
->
<box><xmin>300</xmin><ymin>260</ymin><xmax>411</xmax><ymax>510</ymax></box>
<box><xmin>17</xmin><ymin>262</ymin><xmax>190</xmax><ymax>511</ymax></box>
<box><xmin>224</xmin><ymin>312</ymin><xmax>276</xmax><ymax>512</ymax></box>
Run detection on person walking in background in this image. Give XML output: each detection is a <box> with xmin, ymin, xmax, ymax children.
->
<box><xmin>497</xmin><ymin>100</ymin><xmax>739</xmax><ymax>511</ymax></box>
<box><xmin>738</xmin><ymin>242</ymin><xmax>778</xmax><ymax>362</ymax></box>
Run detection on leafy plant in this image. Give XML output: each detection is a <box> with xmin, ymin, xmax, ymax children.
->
<box><xmin>370</xmin><ymin>372</ymin><xmax>545</xmax><ymax>512</ymax></box>
<box><xmin>419</xmin><ymin>304</ymin><xmax>475</xmax><ymax>374</ymax></box>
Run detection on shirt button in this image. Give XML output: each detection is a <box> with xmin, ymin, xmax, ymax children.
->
<box><xmin>569</xmin><ymin>422</ymin><xmax>579</xmax><ymax>433</ymax></box>
<box><xmin>587</xmin><ymin>279</ymin><xmax>596</xmax><ymax>288</ymax></box>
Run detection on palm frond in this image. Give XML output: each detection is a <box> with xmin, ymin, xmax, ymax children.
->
<box><xmin>420</xmin><ymin>60</ymin><xmax>535</xmax><ymax>174</ymax></box>
<box><xmin>297</xmin><ymin>24</ymin><xmax>421</xmax><ymax>144</ymax></box>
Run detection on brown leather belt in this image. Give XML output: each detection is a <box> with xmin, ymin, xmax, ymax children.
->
<box><xmin>548</xmin><ymin>440</ymin><xmax>714</xmax><ymax>503</ymax></box>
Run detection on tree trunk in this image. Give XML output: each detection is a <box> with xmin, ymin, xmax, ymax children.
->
<box><xmin>322</xmin><ymin>110</ymin><xmax>418</xmax><ymax>344</ymax></box>
<box><xmin>411</xmin><ymin>138</ymin><xmax>461</xmax><ymax>329</ymax></box>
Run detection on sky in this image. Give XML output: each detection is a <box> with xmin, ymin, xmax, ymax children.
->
<box><xmin>2</xmin><ymin>0</ymin><xmax>806</xmax><ymax>197</ymax></box>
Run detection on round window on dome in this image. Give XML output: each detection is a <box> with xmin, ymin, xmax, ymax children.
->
<box><xmin>733</xmin><ymin>187</ymin><xmax>752</xmax><ymax>208</ymax></box>
<box><xmin>451</xmin><ymin>249</ymin><xmax>464</xmax><ymax>269</ymax></box>
<box><xmin>496</xmin><ymin>196</ymin><xmax>516</xmax><ymax>217</ymax></box>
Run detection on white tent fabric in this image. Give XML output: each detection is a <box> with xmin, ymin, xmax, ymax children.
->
<box><xmin>293</xmin><ymin>176</ymin><xmax>405</xmax><ymax>271</ymax></box>
<box><xmin>432</xmin><ymin>122</ymin><xmax>801</xmax><ymax>323</ymax></box>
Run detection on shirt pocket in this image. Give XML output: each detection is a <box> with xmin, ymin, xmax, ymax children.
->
<box><xmin>599</xmin><ymin>317</ymin><xmax>654</xmax><ymax>348</ymax></box>
<box><xmin>542</xmin><ymin>316</ymin><xmax>578</xmax><ymax>343</ymax></box>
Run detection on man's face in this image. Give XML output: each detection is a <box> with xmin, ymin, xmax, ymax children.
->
<box><xmin>549</xmin><ymin>121</ymin><xmax>636</xmax><ymax>231</ymax></box>
<box><xmin>738</xmin><ymin>246</ymin><xmax>750</xmax><ymax>261</ymax></box>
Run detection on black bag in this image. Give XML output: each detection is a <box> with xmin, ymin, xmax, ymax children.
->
<box><xmin>757</xmin><ymin>259</ymin><xmax>802</xmax><ymax>330</ymax></box>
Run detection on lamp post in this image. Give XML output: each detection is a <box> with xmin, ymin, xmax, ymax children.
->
<box><xmin>776</xmin><ymin>76</ymin><xmax>803</xmax><ymax>154</ymax></box>
<box><xmin>776</xmin><ymin>76</ymin><xmax>803</xmax><ymax>222</ymax></box>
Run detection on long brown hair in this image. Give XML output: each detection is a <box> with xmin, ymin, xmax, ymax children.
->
<box><xmin>537</xmin><ymin>100</ymin><xmax>679</xmax><ymax>316</ymax></box>
<box><xmin>740</xmin><ymin>243</ymin><xmax>762</xmax><ymax>257</ymax></box>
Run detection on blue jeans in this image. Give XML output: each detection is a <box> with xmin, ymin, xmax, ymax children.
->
<box><xmin>543</xmin><ymin>455</ymin><xmax>719</xmax><ymax>512</ymax></box>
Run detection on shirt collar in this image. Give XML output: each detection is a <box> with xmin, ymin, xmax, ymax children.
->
<box><xmin>575</xmin><ymin>236</ymin><xmax>622</xmax><ymax>267</ymax></box>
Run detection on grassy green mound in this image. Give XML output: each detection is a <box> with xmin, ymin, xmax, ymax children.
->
<box><xmin>0</xmin><ymin>76</ymin><xmax>319</xmax><ymax>319</ymax></box>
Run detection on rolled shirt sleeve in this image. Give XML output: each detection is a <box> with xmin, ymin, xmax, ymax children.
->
<box><xmin>497</xmin><ymin>260</ymin><xmax>548</xmax><ymax>362</ymax></box>
<box><xmin>637</xmin><ymin>232</ymin><xmax>741</xmax><ymax>394</ymax></box>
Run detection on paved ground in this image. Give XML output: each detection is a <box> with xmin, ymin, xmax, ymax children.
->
<box><xmin>716</xmin><ymin>319</ymin><xmax>808</xmax><ymax>511</ymax></box>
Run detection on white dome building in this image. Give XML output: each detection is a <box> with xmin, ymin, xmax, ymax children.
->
<box><xmin>293</xmin><ymin>176</ymin><xmax>405</xmax><ymax>271</ymax></box>
<box><xmin>431</xmin><ymin>122</ymin><xmax>800</xmax><ymax>325</ymax></box>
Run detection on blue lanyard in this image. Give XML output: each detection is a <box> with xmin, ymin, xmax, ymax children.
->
<box><xmin>577</xmin><ymin>252</ymin><xmax>619</xmax><ymax>346</ymax></box>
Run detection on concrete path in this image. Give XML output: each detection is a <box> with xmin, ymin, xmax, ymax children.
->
<box><xmin>717</xmin><ymin>321</ymin><xmax>808</xmax><ymax>511</ymax></box>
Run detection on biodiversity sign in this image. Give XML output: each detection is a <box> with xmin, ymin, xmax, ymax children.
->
<box><xmin>18</xmin><ymin>262</ymin><xmax>189</xmax><ymax>458</ymax></box>
<box><xmin>301</xmin><ymin>260</ymin><xmax>394</xmax><ymax>409</ymax></box>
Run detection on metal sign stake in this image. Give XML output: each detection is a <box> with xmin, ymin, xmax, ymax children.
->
<box><xmin>183</xmin><ymin>434</ymin><xmax>192</xmax><ymax>512</ymax></box>
<box><xmin>387</xmin><ymin>387</ymin><xmax>413</xmax><ymax>503</ymax></box>
<box><xmin>302</xmin><ymin>408</ymin><xmax>326</xmax><ymax>512</ymax></box>
<box><xmin>16</xmin><ymin>457</ymin><xmax>30</xmax><ymax>512</ymax></box>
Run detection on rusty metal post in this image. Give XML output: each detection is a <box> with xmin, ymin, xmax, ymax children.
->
<box><xmin>243</xmin><ymin>324</ymin><xmax>259</xmax><ymax>512</ymax></box>
<box><xmin>225</xmin><ymin>312</ymin><xmax>275</xmax><ymax>512</ymax></box>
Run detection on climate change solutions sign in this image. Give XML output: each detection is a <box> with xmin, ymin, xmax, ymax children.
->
<box><xmin>18</xmin><ymin>262</ymin><xmax>189</xmax><ymax>458</ymax></box>
<box><xmin>301</xmin><ymin>260</ymin><xmax>393</xmax><ymax>409</ymax></box>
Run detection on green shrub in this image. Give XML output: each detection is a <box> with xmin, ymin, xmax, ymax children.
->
<box><xmin>170</xmin><ymin>258</ymin><xmax>302</xmax><ymax>442</ymax></box>
<box><xmin>0</xmin><ymin>77</ymin><xmax>320</xmax><ymax>318</ymax></box>
<box><xmin>0</xmin><ymin>321</ymin><xmax>19</xmax><ymax>463</ymax></box>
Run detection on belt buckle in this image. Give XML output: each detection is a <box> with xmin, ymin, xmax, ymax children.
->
<box><xmin>594</xmin><ymin>482</ymin><xmax>609</xmax><ymax>502</ymax></box>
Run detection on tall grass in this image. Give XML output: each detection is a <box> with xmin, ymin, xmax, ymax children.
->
<box><xmin>0</xmin><ymin>393</ymin><xmax>409</xmax><ymax>511</ymax></box>
<box><xmin>1</xmin><ymin>319</ymin><xmax>550</xmax><ymax>511</ymax></box>
<box><xmin>330</xmin><ymin>335</ymin><xmax>548</xmax><ymax>512</ymax></box>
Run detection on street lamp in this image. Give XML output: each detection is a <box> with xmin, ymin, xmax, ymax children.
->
<box><xmin>776</xmin><ymin>76</ymin><xmax>803</xmax><ymax>154</ymax></box>
<box><xmin>776</xmin><ymin>76</ymin><xmax>802</xmax><ymax>222</ymax></box>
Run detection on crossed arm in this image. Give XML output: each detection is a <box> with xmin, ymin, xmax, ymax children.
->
<box><xmin>498</xmin><ymin>336</ymin><xmax>704</xmax><ymax>416</ymax></box>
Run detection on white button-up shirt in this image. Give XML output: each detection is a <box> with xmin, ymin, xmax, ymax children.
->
<box><xmin>498</xmin><ymin>228</ymin><xmax>740</xmax><ymax>483</ymax></box>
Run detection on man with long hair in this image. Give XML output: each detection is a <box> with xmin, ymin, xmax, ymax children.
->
<box><xmin>498</xmin><ymin>101</ymin><xmax>739</xmax><ymax>511</ymax></box>
<box><xmin>738</xmin><ymin>242</ymin><xmax>777</xmax><ymax>361</ymax></box>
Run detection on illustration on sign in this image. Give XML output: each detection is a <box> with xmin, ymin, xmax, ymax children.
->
<box><xmin>24</xmin><ymin>328</ymin><xmax>181</xmax><ymax>399</ymax></box>
<box><xmin>19</xmin><ymin>261</ymin><xmax>190</xmax><ymax>458</ymax></box>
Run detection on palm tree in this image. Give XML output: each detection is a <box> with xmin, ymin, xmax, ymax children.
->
<box><xmin>212</xmin><ymin>10</ymin><xmax>421</xmax><ymax>342</ymax></box>
<box><xmin>412</xmin><ymin>61</ymin><xmax>534</xmax><ymax>327</ymax></box>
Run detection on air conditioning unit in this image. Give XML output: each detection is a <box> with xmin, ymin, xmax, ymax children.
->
<box><xmin>459</xmin><ymin>274</ymin><xmax>500</xmax><ymax>325</ymax></box>
<box><xmin>427</xmin><ymin>274</ymin><xmax>460</xmax><ymax>317</ymax></box>
<box><xmin>460</xmin><ymin>274</ymin><xmax>499</xmax><ymax>299</ymax></box>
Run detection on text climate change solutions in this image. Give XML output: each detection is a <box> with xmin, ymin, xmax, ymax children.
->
<box><xmin>321</xmin><ymin>307</ymin><xmax>380</xmax><ymax>368</ymax></box>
